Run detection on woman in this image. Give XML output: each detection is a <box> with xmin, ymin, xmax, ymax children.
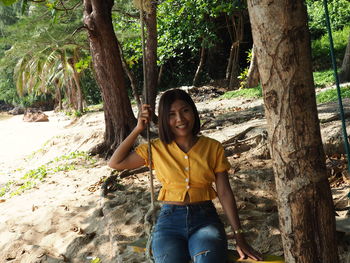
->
<box><xmin>108</xmin><ymin>89</ymin><xmax>262</xmax><ymax>263</ymax></box>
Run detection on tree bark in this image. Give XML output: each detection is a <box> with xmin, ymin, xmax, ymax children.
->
<box><xmin>69</xmin><ymin>57</ymin><xmax>84</xmax><ymax>113</ymax></box>
<box><xmin>157</xmin><ymin>63</ymin><xmax>164</xmax><ymax>87</ymax></box>
<box><xmin>117</xmin><ymin>40</ymin><xmax>142</xmax><ymax>111</ymax></box>
<box><xmin>339</xmin><ymin>34</ymin><xmax>350</xmax><ymax>83</ymax></box>
<box><xmin>143</xmin><ymin>2</ymin><xmax>158</xmax><ymax>120</ymax></box>
<box><xmin>226</xmin><ymin>12</ymin><xmax>243</xmax><ymax>89</ymax></box>
<box><xmin>246</xmin><ymin>45</ymin><xmax>260</xmax><ymax>88</ymax></box>
<box><xmin>83</xmin><ymin>0</ymin><xmax>136</xmax><ymax>157</ymax></box>
<box><xmin>248</xmin><ymin>1</ymin><xmax>339</xmax><ymax>263</ymax></box>
<box><xmin>192</xmin><ymin>43</ymin><xmax>206</xmax><ymax>87</ymax></box>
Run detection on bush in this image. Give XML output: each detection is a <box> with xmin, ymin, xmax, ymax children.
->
<box><xmin>312</xmin><ymin>26</ymin><xmax>350</xmax><ymax>70</ymax></box>
<box><xmin>316</xmin><ymin>85</ymin><xmax>350</xmax><ymax>103</ymax></box>
<box><xmin>307</xmin><ymin>0</ymin><xmax>350</xmax><ymax>40</ymax></box>
<box><xmin>220</xmin><ymin>85</ymin><xmax>262</xmax><ymax>99</ymax></box>
<box><xmin>313</xmin><ymin>69</ymin><xmax>336</xmax><ymax>88</ymax></box>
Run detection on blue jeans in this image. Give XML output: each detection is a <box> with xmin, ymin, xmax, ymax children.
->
<box><xmin>151</xmin><ymin>201</ymin><xmax>228</xmax><ymax>263</ymax></box>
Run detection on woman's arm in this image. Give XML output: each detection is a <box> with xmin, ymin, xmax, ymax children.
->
<box><xmin>215</xmin><ymin>171</ymin><xmax>262</xmax><ymax>261</ymax></box>
<box><xmin>108</xmin><ymin>104</ymin><xmax>151</xmax><ymax>171</ymax></box>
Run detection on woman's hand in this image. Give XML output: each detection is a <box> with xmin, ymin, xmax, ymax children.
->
<box><xmin>136</xmin><ymin>104</ymin><xmax>152</xmax><ymax>132</ymax></box>
<box><xmin>233</xmin><ymin>234</ymin><xmax>263</xmax><ymax>261</ymax></box>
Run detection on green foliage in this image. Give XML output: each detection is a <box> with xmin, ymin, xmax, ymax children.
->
<box><xmin>0</xmin><ymin>2</ymin><xmax>90</xmax><ymax>108</ymax></box>
<box><xmin>313</xmin><ymin>69</ymin><xmax>336</xmax><ymax>88</ymax></box>
<box><xmin>113</xmin><ymin>0</ymin><xmax>242</xmax><ymax>89</ymax></box>
<box><xmin>316</xmin><ymin>86</ymin><xmax>350</xmax><ymax>103</ymax></box>
<box><xmin>81</xmin><ymin>68</ymin><xmax>101</xmax><ymax>105</ymax></box>
<box><xmin>237</xmin><ymin>67</ymin><xmax>249</xmax><ymax>89</ymax></box>
<box><xmin>220</xmin><ymin>85</ymin><xmax>262</xmax><ymax>99</ymax></box>
<box><xmin>311</xmin><ymin>26</ymin><xmax>350</xmax><ymax>70</ymax></box>
<box><xmin>0</xmin><ymin>181</ymin><xmax>14</xmax><ymax>196</ymax></box>
<box><xmin>0</xmin><ymin>0</ymin><xmax>17</xmax><ymax>6</ymax></box>
<box><xmin>307</xmin><ymin>0</ymin><xmax>350</xmax><ymax>40</ymax></box>
<box><xmin>0</xmin><ymin>151</ymin><xmax>97</xmax><ymax>198</ymax></box>
<box><xmin>237</xmin><ymin>49</ymin><xmax>253</xmax><ymax>89</ymax></box>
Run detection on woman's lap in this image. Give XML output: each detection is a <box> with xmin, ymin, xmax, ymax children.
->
<box><xmin>151</xmin><ymin>201</ymin><xmax>227</xmax><ymax>263</ymax></box>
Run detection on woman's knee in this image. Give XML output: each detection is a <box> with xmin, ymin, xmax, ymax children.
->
<box><xmin>189</xmin><ymin>224</ymin><xmax>227</xmax><ymax>263</ymax></box>
<box><xmin>152</xmin><ymin>236</ymin><xmax>190</xmax><ymax>263</ymax></box>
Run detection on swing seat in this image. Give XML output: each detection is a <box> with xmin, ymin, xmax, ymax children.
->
<box><xmin>127</xmin><ymin>238</ymin><xmax>285</xmax><ymax>263</ymax></box>
<box><xmin>228</xmin><ymin>250</ymin><xmax>284</xmax><ymax>263</ymax></box>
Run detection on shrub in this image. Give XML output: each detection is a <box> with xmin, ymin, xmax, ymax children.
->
<box><xmin>312</xmin><ymin>26</ymin><xmax>350</xmax><ymax>70</ymax></box>
<box><xmin>316</xmin><ymin>86</ymin><xmax>350</xmax><ymax>103</ymax></box>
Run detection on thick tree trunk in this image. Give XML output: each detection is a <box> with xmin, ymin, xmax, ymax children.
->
<box><xmin>246</xmin><ymin>45</ymin><xmax>259</xmax><ymax>88</ymax></box>
<box><xmin>144</xmin><ymin>3</ymin><xmax>158</xmax><ymax>119</ymax></box>
<box><xmin>248</xmin><ymin>1</ymin><xmax>339</xmax><ymax>263</ymax></box>
<box><xmin>192</xmin><ymin>44</ymin><xmax>206</xmax><ymax>87</ymax></box>
<box><xmin>83</xmin><ymin>0</ymin><xmax>136</xmax><ymax>157</ymax></box>
<box><xmin>339</xmin><ymin>34</ymin><xmax>350</xmax><ymax>83</ymax></box>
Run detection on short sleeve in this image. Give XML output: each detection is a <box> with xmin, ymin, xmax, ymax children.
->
<box><xmin>214</xmin><ymin>143</ymin><xmax>231</xmax><ymax>173</ymax></box>
<box><xmin>135</xmin><ymin>143</ymin><xmax>150</xmax><ymax>166</ymax></box>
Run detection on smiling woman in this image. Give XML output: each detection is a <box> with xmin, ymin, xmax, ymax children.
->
<box><xmin>108</xmin><ymin>89</ymin><xmax>263</xmax><ymax>263</ymax></box>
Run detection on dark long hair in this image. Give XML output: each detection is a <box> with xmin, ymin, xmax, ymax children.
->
<box><xmin>158</xmin><ymin>89</ymin><xmax>200</xmax><ymax>144</ymax></box>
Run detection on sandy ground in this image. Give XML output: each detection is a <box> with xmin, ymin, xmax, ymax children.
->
<box><xmin>0</xmin><ymin>94</ymin><xmax>349</xmax><ymax>263</ymax></box>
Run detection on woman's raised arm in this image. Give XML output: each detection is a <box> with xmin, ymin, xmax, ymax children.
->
<box><xmin>108</xmin><ymin>104</ymin><xmax>151</xmax><ymax>171</ymax></box>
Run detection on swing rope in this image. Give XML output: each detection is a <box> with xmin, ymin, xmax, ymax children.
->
<box><xmin>322</xmin><ymin>0</ymin><xmax>350</xmax><ymax>175</ymax></box>
<box><xmin>137</xmin><ymin>0</ymin><xmax>158</xmax><ymax>261</ymax></box>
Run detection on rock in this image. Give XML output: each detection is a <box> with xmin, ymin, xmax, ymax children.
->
<box><xmin>9</xmin><ymin>106</ymin><xmax>25</xmax><ymax>115</ymax></box>
<box><xmin>23</xmin><ymin>109</ymin><xmax>49</xmax><ymax>122</ymax></box>
<box><xmin>0</xmin><ymin>101</ymin><xmax>13</xmax><ymax>112</ymax></box>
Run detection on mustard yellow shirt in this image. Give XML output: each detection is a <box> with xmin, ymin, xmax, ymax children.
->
<box><xmin>135</xmin><ymin>136</ymin><xmax>231</xmax><ymax>202</ymax></box>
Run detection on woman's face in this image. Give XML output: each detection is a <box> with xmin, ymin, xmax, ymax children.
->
<box><xmin>168</xmin><ymin>99</ymin><xmax>195</xmax><ymax>140</ymax></box>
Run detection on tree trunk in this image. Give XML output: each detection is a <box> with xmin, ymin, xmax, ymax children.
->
<box><xmin>68</xmin><ymin>78</ymin><xmax>77</xmax><ymax>110</ymax></box>
<box><xmin>246</xmin><ymin>45</ymin><xmax>260</xmax><ymax>88</ymax></box>
<box><xmin>117</xmin><ymin>40</ymin><xmax>142</xmax><ymax>111</ymax></box>
<box><xmin>83</xmin><ymin>0</ymin><xmax>136</xmax><ymax>157</ymax></box>
<box><xmin>143</xmin><ymin>3</ymin><xmax>158</xmax><ymax>120</ymax></box>
<box><xmin>157</xmin><ymin>63</ymin><xmax>164</xmax><ymax>87</ymax></box>
<box><xmin>72</xmin><ymin>69</ymin><xmax>83</xmax><ymax>112</ymax></box>
<box><xmin>339</xmin><ymin>34</ymin><xmax>350</xmax><ymax>83</ymax></box>
<box><xmin>248</xmin><ymin>1</ymin><xmax>339</xmax><ymax>263</ymax></box>
<box><xmin>69</xmin><ymin>57</ymin><xmax>84</xmax><ymax>113</ymax></box>
<box><xmin>56</xmin><ymin>86</ymin><xmax>62</xmax><ymax>111</ymax></box>
<box><xmin>226</xmin><ymin>12</ymin><xmax>243</xmax><ymax>89</ymax></box>
<box><xmin>192</xmin><ymin>43</ymin><xmax>206</xmax><ymax>87</ymax></box>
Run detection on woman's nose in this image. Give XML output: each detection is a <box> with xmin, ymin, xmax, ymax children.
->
<box><xmin>175</xmin><ymin>112</ymin><xmax>184</xmax><ymax>122</ymax></box>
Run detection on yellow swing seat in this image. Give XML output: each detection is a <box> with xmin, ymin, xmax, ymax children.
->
<box><xmin>228</xmin><ymin>249</ymin><xmax>284</xmax><ymax>263</ymax></box>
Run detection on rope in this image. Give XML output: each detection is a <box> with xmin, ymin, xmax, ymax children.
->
<box><xmin>323</xmin><ymin>0</ymin><xmax>350</xmax><ymax>174</ymax></box>
<box><xmin>139</xmin><ymin>1</ymin><xmax>158</xmax><ymax>261</ymax></box>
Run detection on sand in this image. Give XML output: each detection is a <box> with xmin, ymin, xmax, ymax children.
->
<box><xmin>0</xmin><ymin>95</ymin><xmax>349</xmax><ymax>263</ymax></box>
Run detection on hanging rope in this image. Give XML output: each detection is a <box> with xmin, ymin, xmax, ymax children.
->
<box><xmin>323</xmin><ymin>0</ymin><xmax>350</xmax><ymax>174</ymax></box>
<box><xmin>136</xmin><ymin>0</ymin><xmax>159</xmax><ymax>261</ymax></box>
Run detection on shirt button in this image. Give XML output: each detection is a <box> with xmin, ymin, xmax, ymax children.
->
<box><xmin>186</xmin><ymin>185</ymin><xmax>190</xmax><ymax>189</ymax></box>
<box><xmin>184</xmin><ymin>155</ymin><xmax>188</xmax><ymax>159</ymax></box>
<box><xmin>185</xmin><ymin>167</ymin><xmax>189</xmax><ymax>171</ymax></box>
<box><xmin>185</xmin><ymin>178</ymin><xmax>189</xmax><ymax>182</ymax></box>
